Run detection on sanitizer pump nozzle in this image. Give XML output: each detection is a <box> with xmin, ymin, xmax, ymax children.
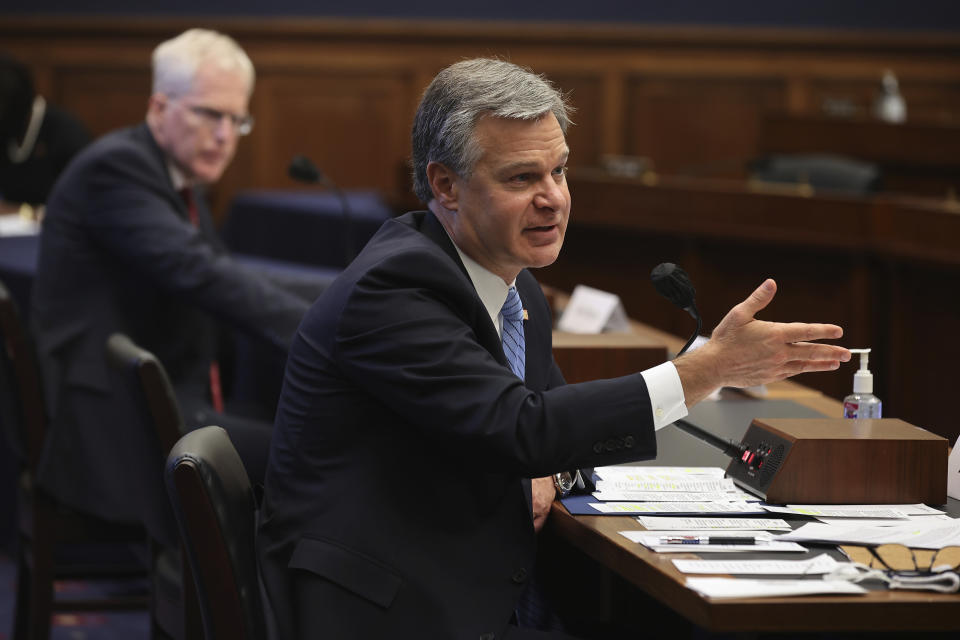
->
<box><xmin>843</xmin><ymin>348</ymin><xmax>882</xmax><ymax>418</ymax></box>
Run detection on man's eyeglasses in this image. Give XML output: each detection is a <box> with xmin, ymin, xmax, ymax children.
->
<box><xmin>840</xmin><ymin>544</ymin><xmax>960</xmax><ymax>573</ymax></box>
<box><xmin>180</xmin><ymin>102</ymin><xmax>254</xmax><ymax>136</ymax></box>
<box><xmin>828</xmin><ymin>544</ymin><xmax>960</xmax><ymax>593</ymax></box>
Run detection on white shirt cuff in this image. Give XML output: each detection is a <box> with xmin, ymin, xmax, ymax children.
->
<box><xmin>641</xmin><ymin>361</ymin><xmax>688</xmax><ymax>431</ymax></box>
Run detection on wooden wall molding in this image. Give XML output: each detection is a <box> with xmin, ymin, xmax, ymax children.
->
<box><xmin>4</xmin><ymin>16</ymin><xmax>960</xmax><ymax>440</ymax></box>
<box><xmin>5</xmin><ymin>17</ymin><xmax>959</xmax><ymax>214</ymax></box>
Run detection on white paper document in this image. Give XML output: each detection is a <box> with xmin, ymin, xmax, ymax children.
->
<box><xmin>588</xmin><ymin>501</ymin><xmax>765</xmax><ymax>515</ymax></box>
<box><xmin>762</xmin><ymin>505</ymin><xmax>909</xmax><ymax>519</ymax></box>
<box><xmin>777</xmin><ymin>520</ymin><xmax>960</xmax><ymax>549</ymax></box>
<box><xmin>595</xmin><ymin>466</ymin><xmax>725</xmax><ymax>479</ymax></box>
<box><xmin>789</xmin><ymin>504</ymin><xmax>944</xmax><ymax>516</ymax></box>
<box><xmin>673</xmin><ymin>553</ymin><xmax>840</xmax><ymax>575</ymax></box>
<box><xmin>592</xmin><ymin>490</ymin><xmax>756</xmax><ymax>503</ymax></box>
<box><xmin>816</xmin><ymin>515</ymin><xmax>954</xmax><ymax>527</ymax></box>
<box><xmin>685</xmin><ymin>577</ymin><xmax>867</xmax><ymax>599</ymax></box>
<box><xmin>595</xmin><ymin>478</ymin><xmax>737</xmax><ymax>493</ymax></box>
<box><xmin>619</xmin><ymin>531</ymin><xmax>807</xmax><ymax>553</ymax></box>
<box><xmin>636</xmin><ymin>517</ymin><xmax>793</xmax><ymax>531</ymax></box>
<box><xmin>0</xmin><ymin>214</ymin><xmax>39</xmax><ymax>236</ymax></box>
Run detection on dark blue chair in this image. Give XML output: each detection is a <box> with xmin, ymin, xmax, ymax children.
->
<box><xmin>221</xmin><ymin>189</ymin><xmax>394</xmax><ymax>269</ymax></box>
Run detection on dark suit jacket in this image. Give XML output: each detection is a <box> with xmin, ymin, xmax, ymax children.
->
<box><xmin>31</xmin><ymin>123</ymin><xmax>309</xmax><ymax>544</ymax></box>
<box><xmin>258</xmin><ymin>210</ymin><xmax>657</xmax><ymax>639</ymax></box>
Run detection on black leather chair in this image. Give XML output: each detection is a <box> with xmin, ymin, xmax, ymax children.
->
<box><xmin>748</xmin><ymin>153</ymin><xmax>881</xmax><ymax>195</ymax></box>
<box><xmin>0</xmin><ymin>280</ymin><xmax>148</xmax><ymax>640</ymax></box>
<box><xmin>104</xmin><ymin>333</ymin><xmax>203</xmax><ymax>640</ymax></box>
<box><xmin>165</xmin><ymin>426</ymin><xmax>268</xmax><ymax>640</ymax></box>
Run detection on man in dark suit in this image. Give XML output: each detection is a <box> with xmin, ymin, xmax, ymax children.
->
<box><xmin>31</xmin><ymin>29</ymin><xmax>310</xmax><ymax>545</ymax></box>
<box><xmin>258</xmin><ymin>58</ymin><xmax>850</xmax><ymax>639</ymax></box>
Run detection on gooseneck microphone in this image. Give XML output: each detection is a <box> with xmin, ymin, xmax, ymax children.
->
<box><xmin>650</xmin><ymin>262</ymin><xmax>701</xmax><ymax>356</ymax></box>
<box><xmin>651</xmin><ymin>262</ymin><xmax>747</xmax><ymax>460</ymax></box>
<box><xmin>288</xmin><ymin>155</ymin><xmax>355</xmax><ymax>266</ymax></box>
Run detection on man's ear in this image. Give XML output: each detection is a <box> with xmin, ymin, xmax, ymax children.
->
<box><xmin>426</xmin><ymin>161</ymin><xmax>459</xmax><ymax>211</ymax></box>
<box><xmin>145</xmin><ymin>93</ymin><xmax>167</xmax><ymax>134</ymax></box>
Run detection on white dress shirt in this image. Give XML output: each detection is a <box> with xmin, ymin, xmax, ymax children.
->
<box><xmin>448</xmin><ymin>238</ymin><xmax>687</xmax><ymax>431</ymax></box>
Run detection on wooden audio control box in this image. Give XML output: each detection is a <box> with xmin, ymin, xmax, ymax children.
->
<box><xmin>725</xmin><ymin>418</ymin><xmax>948</xmax><ymax>504</ymax></box>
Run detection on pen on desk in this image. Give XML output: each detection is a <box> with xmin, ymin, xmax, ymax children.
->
<box><xmin>658</xmin><ymin>536</ymin><xmax>760</xmax><ymax>545</ymax></box>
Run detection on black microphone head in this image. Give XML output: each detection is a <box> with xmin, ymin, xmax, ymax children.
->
<box><xmin>651</xmin><ymin>262</ymin><xmax>696</xmax><ymax>310</ymax></box>
<box><xmin>288</xmin><ymin>154</ymin><xmax>321</xmax><ymax>183</ymax></box>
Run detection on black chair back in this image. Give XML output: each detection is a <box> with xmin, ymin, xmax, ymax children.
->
<box><xmin>166</xmin><ymin>426</ymin><xmax>267</xmax><ymax>640</ymax></box>
<box><xmin>0</xmin><ymin>279</ymin><xmax>45</xmax><ymax>471</ymax></box>
<box><xmin>0</xmin><ymin>279</ymin><xmax>150</xmax><ymax>640</ymax></box>
<box><xmin>105</xmin><ymin>332</ymin><xmax>207</xmax><ymax>639</ymax></box>
<box><xmin>105</xmin><ymin>332</ymin><xmax>185</xmax><ymax>456</ymax></box>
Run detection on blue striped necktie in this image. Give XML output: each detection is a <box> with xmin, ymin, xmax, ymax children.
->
<box><xmin>501</xmin><ymin>286</ymin><xmax>525</xmax><ymax>380</ymax></box>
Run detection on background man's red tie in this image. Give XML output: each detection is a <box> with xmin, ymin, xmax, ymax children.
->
<box><xmin>179</xmin><ymin>187</ymin><xmax>224</xmax><ymax>413</ymax></box>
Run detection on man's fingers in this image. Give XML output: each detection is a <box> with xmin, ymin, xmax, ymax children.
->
<box><xmin>787</xmin><ymin>341</ymin><xmax>851</xmax><ymax>363</ymax></box>
<box><xmin>779</xmin><ymin>322</ymin><xmax>846</xmax><ymax>344</ymax></box>
<box><xmin>735</xmin><ymin>279</ymin><xmax>777</xmax><ymax>319</ymax></box>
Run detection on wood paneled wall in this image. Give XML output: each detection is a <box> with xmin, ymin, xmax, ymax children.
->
<box><xmin>6</xmin><ymin>17</ymin><xmax>960</xmax><ymax>441</ymax></box>
<box><xmin>5</xmin><ymin>17</ymin><xmax>960</xmax><ymax>215</ymax></box>
<box><xmin>543</xmin><ymin>172</ymin><xmax>960</xmax><ymax>445</ymax></box>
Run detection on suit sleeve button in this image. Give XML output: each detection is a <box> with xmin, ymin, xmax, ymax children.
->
<box><xmin>512</xmin><ymin>568</ymin><xmax>528</xmax><ymax>584</ymax></box>
<box><xmin>624</xmin><ymin>436</ymin><xmax>635</xmax><ymax>448</ymax></box>
<box><xmin>593</xmin><ymin>442</ymin><xmax>604</xmax><ymax>454</ymax></box>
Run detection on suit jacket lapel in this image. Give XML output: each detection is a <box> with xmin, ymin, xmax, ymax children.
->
<box><xmin>134</xmin><ymin>123</ymin><xmax>196</xmax><ymax>228</ymax></box>
<box><xmin>419</xmin><ymin>211</ymin><xmax>510</xmax><ymax>370</ymax></box>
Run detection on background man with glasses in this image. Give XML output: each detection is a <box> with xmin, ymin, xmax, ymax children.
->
<box><xmin>31</xmin><ymin>29</ymin><xmax>310</xmax><ymax>546</ymax></box>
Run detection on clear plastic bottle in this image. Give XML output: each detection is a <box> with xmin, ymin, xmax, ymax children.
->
<box><xmin>874</xmin><ymin>70</ymin><xmax>907</xmax><ymax>124</ymax></box>
<box><xmin>843</xmin><ymin>348</ymin><xmax>882</xmax><ymax>418</ymax></box>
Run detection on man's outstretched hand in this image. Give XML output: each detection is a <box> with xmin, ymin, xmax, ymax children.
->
<box><xmin>675</xmin><ymin>279</ymin><xmax>851</xmax><ymax>407</ymax></box>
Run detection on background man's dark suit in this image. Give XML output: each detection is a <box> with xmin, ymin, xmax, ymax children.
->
<box><xmin>32</xmin><ymin>123</ymin><xmax>309</xmax><ymax>544</ymax></box>
<box><xmin>259</xmin><ymin>210</ymin><xmax>657</xmax><ymax>639</ymax></box>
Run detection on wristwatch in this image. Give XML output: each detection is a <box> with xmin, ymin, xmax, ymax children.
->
<box><xmin>553</xmin><ymin>470</ymin><xmax>582</xmax><ymax>497</ymax></box>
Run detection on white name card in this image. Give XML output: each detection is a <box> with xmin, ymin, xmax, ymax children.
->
<box><xmin>557</xmin><ymin>285</ymin><xmax>630</xmax><ymax>334</ymax></box>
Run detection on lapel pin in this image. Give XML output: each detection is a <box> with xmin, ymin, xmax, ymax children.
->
<box><xmin>523</xmin><ymin>310</ymin><xmax>528</xmax><ymax>321</ymax></box>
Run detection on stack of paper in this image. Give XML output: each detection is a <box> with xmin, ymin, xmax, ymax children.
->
<box><xmin>603</xmin><ymin>466</ymin><xmax>958</xmax><ymax>600</ymax></box>
<box><xmin>587</xmin><ymin>466</ymin><xmax>763</xmax><ymax>515</ymax></box>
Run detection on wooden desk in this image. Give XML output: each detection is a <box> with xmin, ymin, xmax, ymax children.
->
<box><xmin>549</xmin><ymin>507</ymin><xmax>960</xmax><ymax>634</ymax></box>
<box><xmin>544</xmin><ymin>320</ymin><xmax>960</xmax><ymax>634</ymax></box>
<box><xmin>552</xmin><ymin>331</ymin><xmax>668</xmax><ymax>384</ymax></box>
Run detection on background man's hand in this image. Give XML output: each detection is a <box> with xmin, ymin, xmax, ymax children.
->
<box><xmin>675</xmin><ymin>279</ymin><xmax>850</xmax><ymax>406</ymax></box>
<box><xmin>531</xmin><ymin>476</ymin><xmax>557</xmax><ymax>532</ymax></box>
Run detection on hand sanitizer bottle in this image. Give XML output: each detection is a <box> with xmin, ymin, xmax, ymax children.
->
<box><xmin>874</xmin><ymin>70</ymin><xmax>907</xmax><ymax>124</ymax></box>
<box><xmin>843</xmin><ymin>348</ymin><xmax>882</xmax><ymax>418</ymax></box>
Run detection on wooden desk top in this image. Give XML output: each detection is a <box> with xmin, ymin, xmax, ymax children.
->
<box><xmin>549</xmin><ymin>505</ymin><xmax>960</xmax><ymax>633</ymax></box>
<box><xmin>548</xmin><ymin>319</ymin><xmax>960</xmax><ymax>633</ymax></box>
